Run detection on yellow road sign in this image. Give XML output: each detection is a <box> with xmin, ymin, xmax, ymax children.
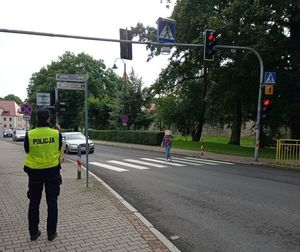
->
<box><xmin>264</xmin><ymin>85</ymin><xmax>273</xmax><ymax>95</ymax></box>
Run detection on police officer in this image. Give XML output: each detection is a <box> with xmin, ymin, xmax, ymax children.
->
<box><xmin>24</xmin><ymin>108</ymin><xmax>62</xmax><ymax>241</ymax></box>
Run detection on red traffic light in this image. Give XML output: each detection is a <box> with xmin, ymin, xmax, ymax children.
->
<box><xmin>263</xmin><ymin>99</ymin><xmax>271</xmax><ymax>106</ymax></box>
<box><xmin>208</xmin><ymin>33</ymin><xmax>214</xmax><ymax>41</ymax></box>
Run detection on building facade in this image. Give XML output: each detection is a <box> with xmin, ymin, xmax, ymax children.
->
<box><xmin>0</xmin><ymin>100</ymin><xmax>26</xmax><ymax>130</ymax></box>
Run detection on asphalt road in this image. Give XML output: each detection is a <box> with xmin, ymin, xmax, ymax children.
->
<box><xmin>5</xmin><ymin>137</ymin><xmax>300</xmax><ymax>251</ymax></box>
<box><xmin>74</xmin><ymin>144</ymin><xmax>300</xmax><ymax>252</ymax></box>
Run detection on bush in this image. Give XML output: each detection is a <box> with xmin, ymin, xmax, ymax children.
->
<box><xmin>89</xmin><ymin>129</ymin><xmax>164</xmax><ymax>146</ymax></box>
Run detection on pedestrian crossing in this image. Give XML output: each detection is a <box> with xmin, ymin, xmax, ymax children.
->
<box><xmin>89</xmin><ymin>156</ymin><xmax>233</xmax><ymax>173</ymax></box>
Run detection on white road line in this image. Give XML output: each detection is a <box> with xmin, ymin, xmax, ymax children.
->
<box><xmin>172</xmin><ymin>157</ymin><xmax>219</xmax><ymax>165</ymax></box>
<box><xmin>184</xmin><ymin>156</ymin><xmax>233</xmax><ymax>165</ymax></box>
<box><xmin>108</xmin><ymin>160</ymin><xmax>149</xmax><ymax>170</ymax></box>
<box><xmin>124</xmin><ymin>159</ymin><xmax>167</xmax><ymax>168</ymax></box>
<box><xmin>89</xmin><ymin>162</ymin><xmax>128</xmax><ymax>172</ymax></box>
<box><xmin>141</xmin><ymin>158</ymin><xmax>186</xmax><ymax>166</ymax></box>
<box><xmin>156</xmin><ymin>157</ymin><xmax>204</xmax><ymax>166</ymax></box>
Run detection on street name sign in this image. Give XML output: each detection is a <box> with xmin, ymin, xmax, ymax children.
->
<box><xmin>56</xmin><ymin>74</ymin><xmax>87</xmax><ymax>82</ymax></box>
<box><xmin>36</xmin><ymin>92</ymin><xmax>50</xmax><ymax>106</ymax></box>
<box><xmin>57</xmin><ymin>82</ymin><xmax>86</xmax><ymax>90</ymax></box>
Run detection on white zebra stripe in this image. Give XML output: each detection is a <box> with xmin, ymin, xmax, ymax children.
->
<box><xmin>184</xmin><ymin>157</ymin><xmax>233</xmax><ymax>165</ymax></box>
<box><xmin>89</xmin><ymin>162</ymin><xmax>128</xmax><ymax>172</ymax></box>
<box><xmin>108</xmin><ymin>160</ymin><xmax>149</xmax><ymax>170</ymax></box>
<box><xmin>141</xmin><ymin>158</ymin><xmax>185</xmax><ymax>166</ymax></box>
<box><xmin>124</xmin><ymin>159</ymin><xmax>167</xmax><ymax>168</ymax></box>
<box><xmin>156</xmin><ymin>157</ymin><xmax>204</xmax><ymax>166</ymax></box>
<box><xmin>172</xmin><ymin>157</ymin><xmax>219</xmax><ymax>165</ymax></box>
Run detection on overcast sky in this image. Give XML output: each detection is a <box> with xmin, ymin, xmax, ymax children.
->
<box><xmin>0</xmin><ymin>0</ymin><xmax>175</xmax><ymax>101</ymax></box>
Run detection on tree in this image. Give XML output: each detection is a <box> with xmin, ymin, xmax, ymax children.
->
<box><xmin>109</xmin><ymin>69</ymin><xmax>153</xmax><ymax>130</ymax></box>
<box><xmin>3</xmin><ymin>94</ymin><xmax>23</xmax><ymax>105</ymax></box>
<box><xmin>134</xmin><ymin>0</ymin><xmax>299</xmax><ymax>146</ymax></box>
<box><xmin>26</xmin><ymin>52</ymin><xmax>120</xmax><ymax>129</ymax></box>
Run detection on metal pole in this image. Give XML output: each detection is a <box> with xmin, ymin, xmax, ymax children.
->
<box><xmin>84</xmin><ymin>79</ymin><xmax>89</xmax><ymax>187</ymax></box>
<box><xmin>215</xmin><ymin>45</ymin><xmax>264</xmax><ymax>161</ymax></box>
<box><xmin>55</xmin><ymin>87</ymin><xmax>59</xmax><ymax>125</ymax></box>
<box><xmin>123</xmin><ymin>61</ymin><xmax>127</xmax><ymax>115</ymax></box>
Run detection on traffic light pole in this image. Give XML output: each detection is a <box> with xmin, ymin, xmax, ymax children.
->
<box><xmin>0</xmin><ymin>28</ymin><xmax>264</xmax><ymax>161</ymax></box>
<box><xmin>215</xmin><ymin>45</ymin><xmax>264</xmax><ymax>161</ymax></box>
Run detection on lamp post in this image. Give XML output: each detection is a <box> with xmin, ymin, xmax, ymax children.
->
<box><xmin>112</xmin><ymin>58</ymin><xmax>128</xmax><ymax>127</ymax></box>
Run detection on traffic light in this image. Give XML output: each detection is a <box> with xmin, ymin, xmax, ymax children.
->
<box><xmin>55</xmin><ymin>100</ymin><xmax>66</xmax><ymax>112</ymax></box>
<box><xmin>120</xmin><ymin>28</ymin><xmax>132</xmax><ymax>60</ymax></box>
<box><xmin>261</xmin><ymin>93</ymin><xmax>272</xmax><ymax>120</ymax></box>
<box><xmin>203</xmin><ymin>29</ymin><xmax>217</xmax><ymax>61</ymax></box>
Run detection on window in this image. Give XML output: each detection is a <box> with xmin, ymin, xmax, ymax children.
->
<box><xmin>4</xmin><ymin>117</ymin><xmax>6</xmax><ymax>121</ymax></box>
<box><xmin>9</xmin><ymin>117</ymin><xmax>12</xmax><ymax>121</ymax></box>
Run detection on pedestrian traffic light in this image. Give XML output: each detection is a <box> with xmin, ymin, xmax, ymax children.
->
<box><xmin>120</xmin><ymin>28</ymin><xmax>133</xmax><ymax>60</ymax></box>
<box><xmin>261</xmin><ymin>93</ymin><xmax>272</xmax><ymax>120</ymax></box>
<box><xmin>203</xmin><ymin>29</ymin><xmax>217</xmax><ymax>61</ymax></box>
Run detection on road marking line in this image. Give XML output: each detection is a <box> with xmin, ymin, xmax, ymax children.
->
<box><xmin>140</xmin><ymin>158</ymin><xmax>185</xmax><ymax>166</ymax></box>
<box><xmin>156</xmin><ymin>157</ymin><xmax>204</xmax><ymax>166</ymax></box>
<box><xmin>184</xmin><ymin>156</ymin><xmax>233</xmax><ymax>165</ymax></box>
<box><xmin>89</xmin><ymin>162</ymin><xmax>128</xmax><ymax>172</ymax></box>
<box><xmin>172</xmin><ymin>157</ymin><xmax>219</xmax><ymax>165</ymax></box>
<box><xmin>124</xmin><ymin>159</ymin><xmax>167</xmax><ymax>168</ymax></box>
<box><xmin>108</xmin><ymin>160</ymin><xmax>149</xmax><ymax>170</ymax></box>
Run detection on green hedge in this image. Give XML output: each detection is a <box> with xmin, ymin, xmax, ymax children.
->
<box><xmin>89</xmin><ymin>129</ymin><xmax>164</xmax><ymax>146</ymax></box>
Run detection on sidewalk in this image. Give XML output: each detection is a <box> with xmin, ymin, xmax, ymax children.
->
<box><xmin>0</xmin><ymin>140</ymin><xmax>179</xmax><ymax>252</ymax></box>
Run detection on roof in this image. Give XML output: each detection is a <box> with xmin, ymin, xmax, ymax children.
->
<box><xmin>0</xmin><ymin>100</ymin><xmax>22</xmax><ymax>116</ymax></box>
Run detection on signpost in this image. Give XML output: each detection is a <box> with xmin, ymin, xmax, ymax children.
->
<box><xmin>55</xmin><ymin>74</ymin><xmax>90</xmax><ymax>187</ymax></box>
<box><xmin>157</xmin><ymin>17</ymin><xmax>176</xmax><ymax>43</ymax></box>
<box><xmin>20</xmin><ymin>103</ymin><xmax>32</xmax><ymax>131</ymax></box>
<box><xmin>36</xmin><ymin>93</ymin><xmax>51</xmax><ymax>106</ymax></box>
<box><xmin>57</xmin><ymin>82</ymin><xmax>86</xmax><ymax>90</ymax></box>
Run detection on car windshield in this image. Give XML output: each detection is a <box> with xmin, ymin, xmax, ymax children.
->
<box><xmin>4</xmin><ymin>129</ymin><xmax>12</xmax><ymax>132</ymax></box>
<box><xmin>66</xmin><ymin>133</ymin><xmax>85</xmax><ymax>140</ymax></box>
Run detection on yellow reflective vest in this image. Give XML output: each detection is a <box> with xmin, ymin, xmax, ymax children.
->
<box><xmin>24</xmin><ymin>127</ymin><xmax>60</xmax><ymax>169</ymax></box>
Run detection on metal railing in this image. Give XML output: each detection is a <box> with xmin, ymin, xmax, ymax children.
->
<box><xmin>276</xmin><ymin>139</ymin><xmax>300</xmax><ymax>168</ymax></box>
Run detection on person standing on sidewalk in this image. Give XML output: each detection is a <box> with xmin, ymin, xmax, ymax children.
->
<box><xmin>161</xmin><ymin>129</ymin><xmax>173</xmax><ymax>162</ymax></box>
<box><xmin>23</xmin><ymin>109</ymin><xmax>62</xmax><ymax>241</ymax></box>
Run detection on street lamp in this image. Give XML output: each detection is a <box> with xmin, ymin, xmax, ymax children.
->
<box><xmin>112</xmin><ymin>58</ymin><xmax>128</xmax><ymax>126</ymax></box>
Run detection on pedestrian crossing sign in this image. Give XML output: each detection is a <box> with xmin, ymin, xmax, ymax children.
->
<box><xmin>264</xmin><ymin>72</ymin><xmax>276</xmax><ymax>85</ymax></box>
<box><xmin>157</xmin><ymin>17</ymin><xmax>176</xmax><ymax>43</ymax></box>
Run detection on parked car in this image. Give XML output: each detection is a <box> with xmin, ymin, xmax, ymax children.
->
<box><xmin>2</xmin><ymin>128</ymin><xmax>13</xmax><ymax>138</ymax></box>
<box><xmin>12</xmin><ymin>129</ymin><xmax>26</xmax><ymax>141</ymax></box>
<box><xmin>62</xmin><ymin>132</ymin><xmax>94</xmax><ymax>154</ymax></box>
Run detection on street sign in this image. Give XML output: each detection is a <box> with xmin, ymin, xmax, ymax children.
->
<box><xmin>23</xmin><ymin>115</ymin><xmax>31</xmax><ymax>121</ymax></box>
<box><xmin>56</xmin><ymin>74</ymin><xmax>88</xmax><ymax>82</ymax></box>
<box><xmin>264</xmin><ymin>72</ymin><xmax>276</xmax><ymax>85</ymax></box>
<box><xmin>57</xmin><ymin>82</ymin><xmax>86</xmax><ymax>90</ymax></box>
<box><xmin>20</xmin><ymin>103</ymin><xmax>33</xmax><ymax>116</ymax></box>
<box><xmin>36</xmin><ymin>92</ymin><xmax>50</xmax><ymax>106</ymax></box>
<box><xmin>264</xmin><ymin>85</ymin><xmax>274</xmax><ymax>95</ymax></box>
<box><xmin>157</xmin><ymin>17</ymin><xmax>176</xmax><ymax>43</ymax></box>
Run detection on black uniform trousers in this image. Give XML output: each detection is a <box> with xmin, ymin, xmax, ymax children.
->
<box><xmin>25</xmin><ymin>167</ymin><xmax>61</xmax><ymax>236</ymax></box>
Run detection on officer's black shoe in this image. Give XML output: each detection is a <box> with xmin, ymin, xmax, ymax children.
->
<box><xmin>30</xmin><ymin>230</ymin><xmax>41</xmax><ymax>241</ymax></box>
<box><xmin>48</xmin><ymin>232</ymin><xmax>57</xmax><ymax>241</ymax></box>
